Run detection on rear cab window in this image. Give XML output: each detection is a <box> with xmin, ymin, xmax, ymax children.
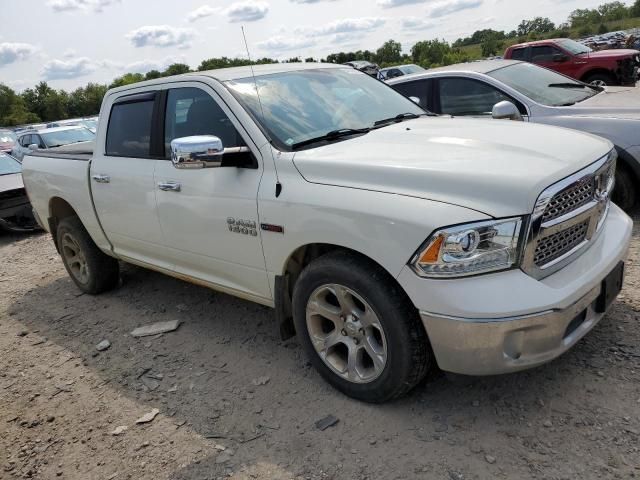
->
<box><xmin>510</xmin><ymin>48</ymin><xmax>527</xmax><ymax>61</ymax></box>
<box><xmin>106</xmin><ymin>93</ymin><xmax>156</xmax><ymax>158</ymax></box>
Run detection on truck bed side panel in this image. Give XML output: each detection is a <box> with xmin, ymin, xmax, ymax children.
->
<box><xmin>21</xmin><ymin>155</ymin><xmax>112</xmax><ymax>252</ymax></box>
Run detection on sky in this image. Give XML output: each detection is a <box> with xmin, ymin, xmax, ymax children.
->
<box><xmin>0</xmin><ymin>0</ymin><xmax>619</xmax><ymax>91</ymax></box>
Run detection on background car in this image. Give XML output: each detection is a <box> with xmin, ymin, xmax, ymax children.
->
<box><xmin>378</xmin><ymin>64</ymin><xmax>425</xmax><ymax>81</ymax></box>
<box><xmin>504</xmin><ymin>38</ymin><xmax>640</xmax><ymax>86</ymax></box>
<box><xmin>343</xmin><ymin>60</ymin><xmax>380</xmax><ymax>77</ymax></box>
<box><xmin>0</xmin><ymin>152</ymin><xmax>38</xmax><ymax>232</ymax></box>
<box><xmin>46</xmin><ymin>117</ymin><xmax>98</xmax><ymax>133</ymax></box>
<box><xmin>13</xmin><ymin>126</ymin><xmax>95</xmax><ymax>161</ymax></box>
<box><xmin>0</xmin><ymin>129</ymin><xmax>17</xmax><ymax>154</ymax></box>
<box><xmin>388</xmin><ymin>59</ymin><xmax>640</xmax><ymax>210</ymax></box>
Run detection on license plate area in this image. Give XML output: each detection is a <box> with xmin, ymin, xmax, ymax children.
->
<box><xmin>595</xmin><ymin>261</ymin><xmax>624</xmax><ymax>313</ymax></box>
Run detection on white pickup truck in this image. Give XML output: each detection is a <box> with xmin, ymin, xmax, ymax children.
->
<box><xmin>22</xmin><ymin>63</ymin><xmax>632</xmax><ymax>402</ymax></box>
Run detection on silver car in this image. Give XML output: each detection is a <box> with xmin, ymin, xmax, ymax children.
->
<box><xmin>14</xmin><ymin>126</ymin><xmax>95</xmax><ymax>161</ymax></box>
<box><xmin>389</xmin><ymin>59</ymin><xmax>640</xmax><ymax>210</ymax></box>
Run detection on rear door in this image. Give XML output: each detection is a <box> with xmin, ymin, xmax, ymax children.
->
<box><xmin>90</xmin><ymin>89</ymin><xmax>171</xmax><ymax>270</ymax></box>
<box><xmin>153</xmin><ymin>82</ymin><xmax>270</xmax><ymax>301</ymax></box>
<box><xmin>391</xmin><ymin>79</ymin><xmax>433</xmax><ymax>111</ymax></box>
<box><xmin>435</xmin><ymin>77</ymin><xmax>527</xmax><ymax>118</ymax></box>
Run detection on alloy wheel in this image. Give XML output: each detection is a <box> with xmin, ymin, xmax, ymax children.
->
<box><xmin>61</xmin><ymin>232</ymin><xmax>90</xmax><ymax>284</ymax></box>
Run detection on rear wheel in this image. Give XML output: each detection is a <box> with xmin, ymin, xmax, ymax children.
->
<box><xmin>57</xmin><ymin>216</ymin><xmax>119</xmax><ymax>294</ymax></box>
<box><xmin>292</xmin><ymin>251</ymin><xmax>431</xmax><ymax>402</ymax></box>
<box><xmin>583</xmin><ymin>72</ymin><xmax>616</xmax><ymax>87</ymax></box>
<box><xmin>612</xmin><ymin>165</ymin><xmax>636</xmax><ymax>211</ymax></box>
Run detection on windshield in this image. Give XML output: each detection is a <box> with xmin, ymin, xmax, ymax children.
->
<box><xmin>400</xmin><ymin>65</ymin><xmax>424</xmax><ymax>74</ymax></box>
<box><xmin>0</xmin><ymin>130</ymin><xmax>17</xmax><ymax>144</ymax></box>
<box><xmin>82</xmin><ymin>120</ymin><xmax>97</xmax><ymax>130</ymax></box>
<box><xmin>0</xmin><ymin>153</ymin><xmax>21</xmax><ymax>175</ymax></box>
<box><xmin>226</xmin><ymin>68</ymin><xmax>425</xmax><ymax>149</ymax></box>
<box><xmin>489</xmin><ymin>62</ymin><xmax>598</xmax><ymax>106</ymax></box>
<box><xmin>557</xmin><ymin>39</ymin><xmax>592</xmax><ymax>55</ymax></box>
<box><xmin>40</xmin><ymin>128</ymin><xmax>95</xmax><ymax>148</ymax></box>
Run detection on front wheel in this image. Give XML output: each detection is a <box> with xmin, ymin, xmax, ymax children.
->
<box><xmin>57</xmin><ymin>216</ymin><xmax>120</xmax><ymax>294</ymax></box>
<box><xmin>583</xmin><ymin>72</ymin><xmax>616</xmax><ymax>87</ymax></box>
<box><xmin>292</xmin><ymin>251</ymin><xmax>432</xmax><ymax>402</ymax></box>
<box><xmin>612</xmin><ymin>165</ymin><xmax>637</xmax><ymax>211</ymax></box>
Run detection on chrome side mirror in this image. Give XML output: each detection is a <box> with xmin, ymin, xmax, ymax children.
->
<box><xmin>170</xmin><ymin>135</ymin><xmax>224</xmax><ymax>169</ymax></box>
<box><xmin>492</xmin><ymin>101</ymin><xmax>523</xmax><ymax>122</ymax></box>
<box><xmin>409</xmin><ymin>96</ymin><xmax>421</xmax><ymax>105</ymax></box>
<box><xmin>28</xmin><ymin>143</ymin><xmax>39</xmax><ymax>151</ymax></box>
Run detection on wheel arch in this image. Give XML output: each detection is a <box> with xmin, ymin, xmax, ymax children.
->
<box><xmin>580</xmin><ymin>68</ymin><xmax>616</xmax><ymax>83</ymax></box>
<box><xmin>274</xmin><ymin>242</ymin><xmax>416</xmax><ymax>340</ymax></box>
<box><xmin>48</xmin><ymin>197</ymin><xmax>79</xmax><ymax>252</ymax></box>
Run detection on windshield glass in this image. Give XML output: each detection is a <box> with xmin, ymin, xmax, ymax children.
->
<box><xmin>400</xmin><ymin>65</ymin><xmax>424</xmax><ymax>74</ymax></box>
<box><xmin>226</xmin><ymin>68</ymin><xmax>425</xmax><ymax>149</ymax></box>
<box><xmin>41</xmin><ymin>128</ymin><xmax>95</xmax><ymax>148</ymax></box>
<box><xmin>0</xmin><ymin>153</ymin><xmax>21</xmax><ymax>175</ymax></box>
<box><xmin>489</xmin><ymin>63</ymin><xmax>598</xmax><ymax>106</ymax></box>
<box><xmin>557</xmin><ymin>39</ymin><xmax>592</xmax><ymax>55</ymax></box>
<box><xmin>82</xmin><ymin>120</ymin><xmax>97</xmax><ymax>130</ymax></box>
<box><xmin>0</xmin><ymin>130</ymin><xmax>17</xmax><ymax>144</ymax></box>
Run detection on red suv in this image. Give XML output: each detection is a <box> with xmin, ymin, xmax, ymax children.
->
<box><xmin>504</xmin><ymin>38</ymin><xmax>639</xmax><ymax>86</ymax></box>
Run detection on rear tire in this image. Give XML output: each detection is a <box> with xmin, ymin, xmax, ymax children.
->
<box><xmin>612</xmin><ymin>164</ymin><xmax>636</xmax><ymax>211</ymax></box>
<box><xmin>583</xmin><ymin>72</ymin><xmax>616</xmax><ymax>87</ymax></box>
<box><xmin>292</xmin><ymin>250</ymin><xmax>431</xmax><ymax>403</ymax></box>
<box><xmin>57</xmin><ymin>216</ymin><xmax>119</xmax><ymax>294</ymax></box>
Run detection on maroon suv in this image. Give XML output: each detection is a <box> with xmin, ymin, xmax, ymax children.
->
<box><xmin>504</xmin><ymin>38</ymin><xmax>639</xmax><ymax>86</ymax></box>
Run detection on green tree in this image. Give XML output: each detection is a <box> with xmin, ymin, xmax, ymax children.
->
<box><xmin>109</xmin><ymin>73</ymin><xmax>145</xmax><ymax>89</ymax></box>
<box><xmin>631</xmin><ymin>0</ymin><xmax>640</xmax><ymax>17</ymax></box>
<box><xmin>163</xmin><ymin>63</ymin><xmax>191</xmax><ymax>76</ymax></box>
<box><xmin>481</xmin><ymin>32</ymin><xmax>502</xmax><ymax>57</ymax></box>
<box><xmin>597</xmin><ymin>1</ymin><xmax>629</xmax><ymax>21</ymax></box>
<box><xmin>375</xmin><ymin>39</ymin><xmax>402</xmax><ymax>65</ymax></box>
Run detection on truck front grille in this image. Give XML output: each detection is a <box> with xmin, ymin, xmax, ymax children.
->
<box><xmin>522</xmin><ymin>151</ymin><xmax>616</xmax><ymax>280</ymax></box>
<box><xmin>534</xmin><ymin>220</ymin><xmax>589</xmax><ymax>266</ymax></box>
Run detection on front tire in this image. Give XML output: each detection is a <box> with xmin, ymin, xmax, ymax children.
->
<box><xmin>57</xmin><ymin>216</ymin><xmax>120</xmax><ymax>294</ymax></box>
<box><xmin>612</xmin><ymin>164</ymin><xmax>636</xmax><ymax>211</ymax></box>
<box><xmin>583</xmin><ymin>72</ymin><xmax>616</xmax><ymax>87</ymax></box>
<box><xmin>292</xmin><ymin>251</ymin><xmax>431</xmax><ymax>402</ymax></box>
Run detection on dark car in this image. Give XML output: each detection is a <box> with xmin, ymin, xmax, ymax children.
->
<box><xmin>0</xmin><ymin>152</ymin><xmax>38</xmax><ymax>232</ymax></box>
<box><xmin>0</xmin><ymin>129</ymin><xmax>17</xmax><ymax>154</ymax></box>
<box><xmin>344</xmin><ymin>60</ymin><xmax>380</xmax><ymax>77</ymax></box>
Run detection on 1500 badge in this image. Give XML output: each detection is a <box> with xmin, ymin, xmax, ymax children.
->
<box><xmin>227</xmin><ymin>217</ymin><xmax>258</xmax><ymax>236</ymax></box>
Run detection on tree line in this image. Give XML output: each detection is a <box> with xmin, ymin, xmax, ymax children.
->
<box><xmin>2</xmin><ymin>1</ymin><xmax>640</xmax><ymax>127</ymax></box>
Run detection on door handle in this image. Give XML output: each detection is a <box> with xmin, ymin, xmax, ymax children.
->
<box><xmin>158</xmin><ymin>181</ymin><xmax>181</xmax><ymax>192</ymax></box>
<box><xmin>92</xmin><ymin>174</ymin><xmax>110</xmax><ymax>183</ymax></box>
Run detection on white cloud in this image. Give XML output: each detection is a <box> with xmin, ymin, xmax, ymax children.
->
<box><xmin>377</xmin><ymin>0</ymin><xmax>425</xmax><ymax>8</ymax></box>
<box><xmin>401</xmin><ymin>16</ymin><xmax>434</xmax><ymax>30</ymax></box>
<box><xmin>46</xmin><ymin>0</ymin><xmax>120</xmax><ymax>13</ymax></box>
<box><xmin>43</xmin><ymin>57</ymin><xmax>98</xmax><ymax>79</ymax></box>
<box><xmin>186</xmin><ymin>5</ymin><xmax>220</xmax><ymax>22</ymax></box>
<box><xmin>290</xmin><ymin>0</ymin><xmax>337</xmax><ymax>2</ymax></box>
<box><xmin>225</xmin><ymin>0</ymin><xmax>270</xmax><ymax>22</ymax></box>
<box><xmin>126</xmin><ymin>25</ymin><xmax>195</xmax><ymax>49</ymax></box>
<box><xmin>0</xmin><ymin>43</ymin><xmax>37</xmax><ymax>67</ymax></box>
<box><xmin>426</xmin><ymin>0</ymin><xmax>482</xmax><ymax>18</ymax></box>
<box><xmin>124</xmin><ymin>55</ymin><xmax>188</xmax><ymax>74</ymax></box>
<box><xmin>257</xmin><ymin>35</ymin><xmax>316</xmax><ymax>52</ymax></box>
<box><xmin>299</xmin><ymin>17</ymin><xmax>386</xmax><ymax>37</ymax></box>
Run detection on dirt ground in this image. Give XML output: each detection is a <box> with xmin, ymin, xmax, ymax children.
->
<box><xmin>1</xmin><ymin>210</ymin><xmax>639</xmax><ymax>480</ymax></box>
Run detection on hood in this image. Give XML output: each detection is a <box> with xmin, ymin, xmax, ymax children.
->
<box><xmin>569</xmin><ymin>86</ymin><xmax>640</xmax><ymax>115</ymax></box>
<box><xmin>292</xmin><ymin>117</ymin><xmax>612</xmax><ymax>218</ymax></box>
<box><xmin>0</xmin><ymin>173</ymin><xmax>24</xmax><ymax>193</ymax></box>
<box><xmin>581</xmin><ymin>48</ymin><xmax>639</xmax><ymax>59</ymax></box>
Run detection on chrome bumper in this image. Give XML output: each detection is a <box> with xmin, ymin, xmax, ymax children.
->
<box><xmin>420</xmin><ymin>280</ymin><xmax>611</xmax><ymax>376</ymax></box>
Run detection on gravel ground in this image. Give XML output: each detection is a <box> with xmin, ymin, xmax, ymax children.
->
<box><xmin>1</xmin><ymin>209</ymin><xmax>639</xmax><ymax>480</ymax></box>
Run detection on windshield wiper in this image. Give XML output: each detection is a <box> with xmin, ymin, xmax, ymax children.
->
<box><xmin>548</xmin><ymin>82</ymin><xmax>602</xmax><ymax>92</ymax></box>
<box><xmin>373</xmin><ymin>112</ymin><xmax>424</xmax><ymax>128</ymax></box>
<box><xmin>290</xmin><ymin>128</ymin><xmax>370</xmax><ymax>150</ymax></box>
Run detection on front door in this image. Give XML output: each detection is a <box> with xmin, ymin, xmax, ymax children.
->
<box><xmin>90</xmin><ymin>90</ymin><xmax>171</xmax><ymax>270</ymax></box>
<box><xmin>154</xmin><ymin>83</ymin><xmax>270</xmax><ymax>302</ymax></box>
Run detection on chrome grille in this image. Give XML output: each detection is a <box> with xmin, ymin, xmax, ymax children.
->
<box><xmin>534</xmin><ymin>220</ymin><xmax>589</xmax><ymax>266</ymax></box>
<box><xmin>522</xmin><ymin>151</ymin><xmax>616</xmax><ymax>280</ymax></box>
<box><xmin>541</xmin><ymin>178</ymin><xmax>595</xmax><ymax>223</ymax></box>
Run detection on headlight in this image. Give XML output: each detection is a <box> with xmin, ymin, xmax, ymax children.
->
<box><xmin>410</xmin><ymin>217</ymin><xmax>525</xmax><ymax>278</ymax></box>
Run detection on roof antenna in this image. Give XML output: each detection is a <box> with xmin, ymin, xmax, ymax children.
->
<box><xmin>242</xmin><ymin>26</ymin><xmax>282</xmax><ymax>197</ymax></box>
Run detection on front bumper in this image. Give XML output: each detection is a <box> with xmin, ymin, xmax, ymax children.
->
<box><xmin>398</xmin><ymin>204</ymin><xmax>632</xmax><ymax>375</ymax></box>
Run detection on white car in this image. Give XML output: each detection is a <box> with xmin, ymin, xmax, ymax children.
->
<box><xmin>22</xmin><ymin>63</ymin><xmax>631</xmax><ymax>402</ymax></box>
<box><xmin>378</xmin><ymin>64</ymin><xmax>425</xmax><ymax>81</ymax></box>
<box><xmin>13</xmin><ymin>126</ymin><xmax>95</xmax><ymax>161</ymax></box>
<box><xmin>389</xmin><ymin>59</ymin><xmax>640</xmax><ymax>210</ymax></box>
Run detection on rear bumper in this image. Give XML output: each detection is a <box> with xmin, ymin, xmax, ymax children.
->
<box><xmin>398</xmin><ymin>204</ymin><xmax>632</xmax><ymax>375</ymax></box>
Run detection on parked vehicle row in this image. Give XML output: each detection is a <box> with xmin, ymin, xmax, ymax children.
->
<box><xmin>12</xmin><ymin>126</ymin><xmax>96</xmax><ymax>161</ymax></box>
<box><xmin>389</xmin><ymin>59</ymin><xmax>640</xmax><ymax>210</ymax></box>
<box><xmin>22</xmin><ymin>63</ymin><xmax>632</xmax><ymax>402</ymax></box>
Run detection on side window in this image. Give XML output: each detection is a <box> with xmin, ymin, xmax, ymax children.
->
<box><xmin>106</xmin><ymin>96</ymin><xmax>155</xmax><ymax>158</ymax></box>
<box><xmin>439</xmin><ymin>78</ymin><xmax>515</xmax><ymax>116</ymax></box>
<box><xmin>34</xmin><ymin>135</ymin><xmax>46</xmax><ymax>148</ymax></box>
<box><xmin>20</xmin><ymin>135</ymin><xmax>30</xmax><ymax>147</ymax></box>
<box><xmin>164</xmin><ymin>87</ymin><xmax>245</xmax><ymax>157</ymax></box>
<box><xmin>510</xmin><ymin>48</ymin><xmax>526</xmax><ymax>61</ymax></box>
<box><xmin>531</xmin><ymin>46</ymin><xmax>560</xmax><ymax>63</ymax></box>
<box><xmin>392</xmin><ymin>80</ymin><xmax>431</xmax><ymax>110</ymax></box>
